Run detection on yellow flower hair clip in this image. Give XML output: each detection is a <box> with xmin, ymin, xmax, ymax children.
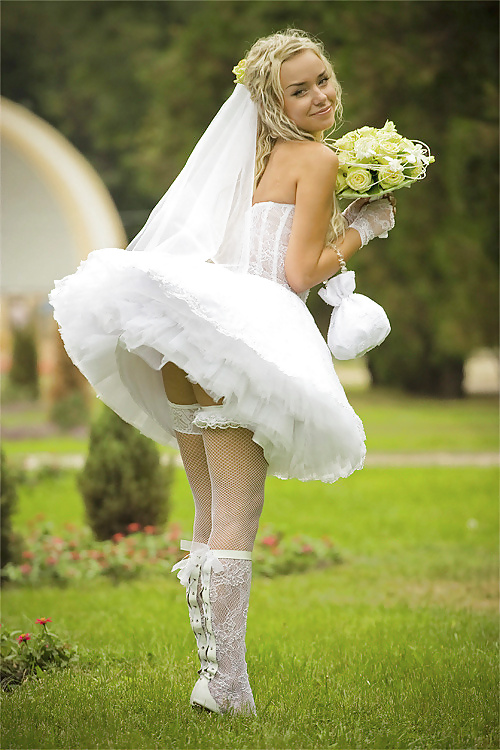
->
<box><xmin>232</xmin><ymin>59</ymin><xmax>247</xmax><ymax>85</ymax></box>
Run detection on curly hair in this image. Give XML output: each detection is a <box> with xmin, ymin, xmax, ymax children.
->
<box><xmin>243</xmin><ymin>29</ymin><xmax>345</xmax><ymax>243</ymax></box>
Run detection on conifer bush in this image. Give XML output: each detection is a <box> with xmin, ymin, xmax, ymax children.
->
<box><xmin>1</xmin><ymin>451</ymin><xmax>23</xmax><ymax>571</ymax></box>
<box><xmin>78</xmin><ymin>405</ymin><xmax>173</xmax><ymax>541</ymax></box>
<box><xmin>5</xmin><ymin>323</ymin><xmax>39</xmax><ymax>401</ymax></box>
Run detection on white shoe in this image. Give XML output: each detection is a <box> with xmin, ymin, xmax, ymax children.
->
<box><xmin>190</xmin><ymin>677</ymin><xmax>221</xmax><ymax>714</ymax></box>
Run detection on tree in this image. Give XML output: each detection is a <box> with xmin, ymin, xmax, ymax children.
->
<box><xmin>2</xmin><ymin>0</ymin><xmax>498</xmax><ymax>395</ymax></box>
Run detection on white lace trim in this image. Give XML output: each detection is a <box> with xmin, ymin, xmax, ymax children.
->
<box><xmin>193</xmin><ymin>405</ymin><xmax>251</xmax><ymax>431</ymax></box>
<box><xmin>168</xmin><ymin>401</ymin><xmax>202</xmax><ymax>434</ymax></box>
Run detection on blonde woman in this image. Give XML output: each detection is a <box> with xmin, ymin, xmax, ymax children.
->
<box><xmin>50</xmin><ymin>29</ymin><xmax>395</xmax><ymax>715</ymax></box>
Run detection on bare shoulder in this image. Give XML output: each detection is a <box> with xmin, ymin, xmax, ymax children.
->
<box><xmin>275</xmin><ymin>140</ymin><xmax>338</xmax><ymax>174</ymax></box>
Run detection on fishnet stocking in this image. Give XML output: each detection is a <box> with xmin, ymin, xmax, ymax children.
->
<box><xmin>175</xmin><ymin>432</ymin><xmax>212</xmax><ymax>545</ymax></box>
<box><xmin>201</xmin><ymin>426</ymin><xmax>268</xmax><ymax>552</ymax></box>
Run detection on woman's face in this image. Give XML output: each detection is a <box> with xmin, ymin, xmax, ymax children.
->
<box><xmin>280</xmin><ymin>49</ymin><xmax>337</xmax><ymax>135</ymax></box>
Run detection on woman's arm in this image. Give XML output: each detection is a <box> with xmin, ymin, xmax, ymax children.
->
<box><xmin>284</xmin><ymin>142</ymin><xmax>365</xmax><ymax>294</ymax></box>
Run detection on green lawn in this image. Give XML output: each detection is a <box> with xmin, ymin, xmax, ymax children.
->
<box><xmin>2</xmin><ymin>459</ymin><xmax>498</xmax><ymax>749</ymax></box>
<box><xmin>1</xmin><ymin>392</ymin><xmax>498</xmax><ymax>456</ymax></box>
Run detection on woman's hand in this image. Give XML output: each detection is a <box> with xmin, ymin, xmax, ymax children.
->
<box><xmin>342</xmin><ymin>196</ymin><xmax>371</xmax><ymax>226</ymax></box>
<box><xmin>349</xmin><ymin>197</ymin><xmax>396</xmax><ymax>248</ymax></box>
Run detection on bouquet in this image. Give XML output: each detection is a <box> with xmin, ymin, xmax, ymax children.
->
<box><xmin>329</xmin><ymin>121</ymin><xmax>435</xmax><ymax>200</ymax></box>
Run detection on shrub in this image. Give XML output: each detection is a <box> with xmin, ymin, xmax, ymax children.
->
<box><xmin>0</xmin><ymin>451</ymin><xmax>23</xmax><ymax>571</ymax></box>
<box><xmin>78</xmin><ymin>406</ymin><xmax>173</xmax><ymax>541</ymax></box>
<box><xmin>50</xmin><ymin>391</ymin><xmax>89</xmax><ymax>431</ymax></box>
<box><xmin>6</xmin><ymin>322</ymin><xmax>39</xmax><ymax>401</ymax></box>
<box><xmin>0</xmin><ymin>618</ymin><xmax>79</xmax><ymax>692</ymax></box>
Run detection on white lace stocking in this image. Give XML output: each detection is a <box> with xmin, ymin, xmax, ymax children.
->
<box><xmin>201</xmin><ymin>557</ymin><xmax>255</xmax><ymax>715</ymax></box>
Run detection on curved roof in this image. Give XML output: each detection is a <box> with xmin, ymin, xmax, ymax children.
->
<box><xmin>1</xmin><ymin>97</ymin><xmax>127</xmax><ymax>295</ymax></box>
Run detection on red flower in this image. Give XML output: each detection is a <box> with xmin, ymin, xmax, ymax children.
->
<box><xmin>262</xmin><ymin>535</ymin><xmax>278</xmax><ymax>547</ymax></box>
<box><xmin>45</xmin><ymin>556</ymin><xmax>58</xmax><ymax>566</ymax></box>
<box><xmin>144</xmin><ymin>525</ymin><xmax>155</xmax><ymax>535</ymax></box>
<box><xmin>22</xmin><ymin>550</ymin><xmax>35</xmax><ymax>560</ymax></box>
<box><xmin>20</xmin><ymin>563</ymin><xmax>32</xmax><ymax>575</ymax></box>
<box><xmin>301</xmin><ymin>544</ymin><xmax>314</xmax><ymax>554</ymax></box>
<box><xmin>35</xmin><ymin>618</ymin><xmax>52</xmax><ymax>626</ymax></box>
<box><xmin>18</xmin><ymin>633</ymin><xmax>31</xmax><ymax>643</ymax></box>
<box><xmin>168</xmin><ymin>523</ymin><xmax>182</xmax><ymax>541</ymax></box>
<box><xmin>70</xmin><ymin>551</ymin><xmax>80</xmax><ymax>560</ymax></box>
<box><xmin>112</xmin><ymin>533</ymin><xmax>125</xmax><ymax>543</ymax></box>
<box><xmin>127</xmin><ymin>523</ymin><xmax>141</xmax><ymax>533</ymax></box>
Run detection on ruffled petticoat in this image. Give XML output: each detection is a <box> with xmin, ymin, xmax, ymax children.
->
<box><xmin>49</xmin><ymin>248</ymin><xmax>366</xmax><ymax>483</ymax></box>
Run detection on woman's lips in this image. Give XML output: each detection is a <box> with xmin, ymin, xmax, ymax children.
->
<box><xmin>312</xmin><ymin>105</ymin><xmax>333</xmax><ymax>116</ymax></box>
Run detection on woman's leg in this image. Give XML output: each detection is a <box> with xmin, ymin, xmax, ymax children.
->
<box><xmin>163</xmin><ymin>364</ymin><xmax>267</xmax><ymax>714</ymax></box>
<box><xmin>161</xmin><ymin>362</ymin><xmax>213</xmax><ymax>544</ymax></box>
<box><xmin>192</xmin><ymin>416</ymin><xmax>268</xmax><ymax>714</ymax></box>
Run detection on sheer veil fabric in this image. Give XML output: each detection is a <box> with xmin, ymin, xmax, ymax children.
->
<box><xmin>127</xmin><ymin>84</ymin><xmax>258</xmax><ymax>273</ymax></box>
<box><xmin>49</xmin><ymin>82</ymin><xmax>367</xmax><ymax>484</ymax></box>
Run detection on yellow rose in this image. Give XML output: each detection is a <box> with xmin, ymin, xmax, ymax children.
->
<box><xmin>378</xmin><ymin>165</ymin><xmax>406</xmax><ymax>189</ymax></box>
<box><xmin>345</xmin><ymin>167</ymin><xmax>373</xmax><ymax>193</ymax></box>
<box><xmin>232</xmin><ymin>59</ymin><xmax>247</xmax><ymax>85</ymax></box>
<box><xmin>334</xmin><ymin>133</ymin><xmax>356</xmax><ymax>151</ymax></box>
<box><xmin>376</xmin><ymin>138</ymin><xmax>401</xmax><ymax>157</ymax></box>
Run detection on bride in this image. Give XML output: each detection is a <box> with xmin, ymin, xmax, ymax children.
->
<box><xmin>49</xmin><ymin>28</ymin><xmax>395</xmax><ymax>714</ymax></box>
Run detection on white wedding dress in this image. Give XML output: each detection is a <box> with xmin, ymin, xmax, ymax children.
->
<box><xmin>49</xmin><ymin>200</ymin><xmax>366</xmax><ymax>482</ymax></box>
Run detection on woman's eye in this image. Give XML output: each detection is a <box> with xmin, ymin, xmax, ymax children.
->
<box><xmin>293</xmin><ymin>89</ymin><xmax>306</xmax><ymax>97</ymax></box>
<box><xmin>319</xmin><ymin>77</ymin><xmax>329</xmax><ymax>86</ymax></box>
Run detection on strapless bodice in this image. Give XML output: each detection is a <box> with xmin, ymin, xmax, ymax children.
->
<box><xmin>248</xmin><ymin>202</ymin><xmax>308</xmax><ymax>301</ymax></box>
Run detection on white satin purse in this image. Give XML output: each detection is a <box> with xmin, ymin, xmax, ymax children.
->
<box><xmin>318</xmin><ymin>269</ymin><xmax>391</xmax><ymax>360</ymax></box>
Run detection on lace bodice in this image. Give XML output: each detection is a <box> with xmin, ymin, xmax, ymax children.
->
<box><xmin>248</xmin><ymin>202</ymin><xmax>308</xmax><ymax>302</ymax></box>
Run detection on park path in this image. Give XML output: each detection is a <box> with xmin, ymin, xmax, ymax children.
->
<box><xmin>19</xmin><ymin>451</ymin><xmax>499</xmax><ymax>471</ymax></box>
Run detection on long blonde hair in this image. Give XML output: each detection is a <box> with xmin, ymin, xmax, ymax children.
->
<box><xmin>243</xmin><ymin>29</ymin><xmax>345</xmax><ymax>243</ymax></box>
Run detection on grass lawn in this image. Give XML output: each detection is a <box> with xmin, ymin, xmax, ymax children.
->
<box><xmin>2</xmin><ymin>458</ymin><xmax>498</xmax><ymax>748</ymax></box>
<box><xmin>1</xmin><ymin>391</ymin><xmax>498</xmax><ymax>456</ymax></box>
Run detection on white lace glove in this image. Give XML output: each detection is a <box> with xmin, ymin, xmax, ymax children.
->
<box><xmin>342</xmin><ymin>197</ymin><xmax>370</xmax><ymax>226</ymax></box>
<box><xmin>349</xmin><ymin>198</ymin><xmax>396</xmax><ymax>248</ymax></box>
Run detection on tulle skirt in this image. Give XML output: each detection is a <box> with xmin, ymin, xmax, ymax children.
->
<box><xmin>49</xmin><ymin>248</ymin><xmax>366</xmax><ymax>483</ymax></box>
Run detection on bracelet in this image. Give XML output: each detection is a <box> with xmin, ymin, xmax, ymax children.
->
<box><xmin>334</xmin><ymin>245</ymin><xmax>347</xmax><ymax>274</ymax></box>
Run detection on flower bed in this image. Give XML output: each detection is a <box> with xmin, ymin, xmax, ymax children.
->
<box><xmin>2</xmin><ymin>518</ymin><xmax>342</xmax><ymax>586</ymax></box>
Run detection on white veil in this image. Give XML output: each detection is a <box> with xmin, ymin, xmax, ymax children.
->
<box><xmin>126</xmin><ymin>84</ymin><xmax>257</xmax><ymax>273</ymax></box>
